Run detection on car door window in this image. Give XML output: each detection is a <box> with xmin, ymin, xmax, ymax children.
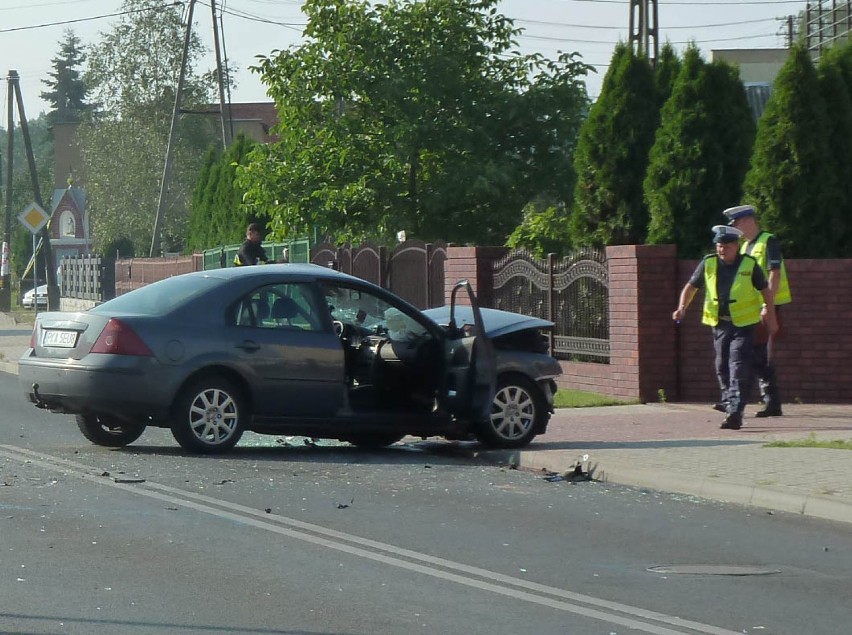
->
<box><xmin>233</xmin><ymin>283</ymin><xmax>322</xmax><ymax>332</ymax></box>
<box><xmin>322</xmin><ymin>284</ymin><xmax>427</xmax><ymax>340</ymax></box>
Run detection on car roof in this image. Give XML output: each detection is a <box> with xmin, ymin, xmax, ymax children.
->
<box><xmin>185</xmin><ymin>263</ymin><xmax>364</xmax><ymax>284</ymax></box>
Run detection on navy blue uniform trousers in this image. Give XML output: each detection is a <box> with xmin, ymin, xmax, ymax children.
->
<box><xmin>713</xmin><ymin>320</ymin><xmax>755</xmax><ymax>416</ymax></box>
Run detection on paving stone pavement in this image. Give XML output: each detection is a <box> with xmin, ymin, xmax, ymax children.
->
<box><xmin>3</xmin><ymin>312</ymin><xmax>852</xmax><ymax>524</ymax></box>
<box><xmin>478</xmin><ymin>402</ymin><xmax>852</xmax><ymax>525</ymax></box>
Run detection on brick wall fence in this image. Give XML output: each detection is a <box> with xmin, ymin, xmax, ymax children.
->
<box><xmin>100</xmin><ymin>246</ymin><xmax>851</xmax><ymax>404</ymax></box>
<box><xmin>447</xmin><ymin>245</ymin><xmax>852</xmax><ymax>405</ymax></box>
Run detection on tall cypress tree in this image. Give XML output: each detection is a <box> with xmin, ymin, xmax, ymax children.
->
<box><xmin>569</xmin><ymin>43</ymin><xmax>659</xmax><ymax>247</ymax></box>
<box><xmin>817</xmin><ymin>49</ymin><xmax>852</xmax><ymax>255</ymax></box>
<box><xmin>644</xmin><ymin>47</ymin><xmax>754</xmax><ymax>258</ymax></box>
<box><xmin>742</xmin><ymin>45</ymin><xmax>834</xmax><ymax>258</ymax></box>
<box><xmin>186</xmin><ymin>146</ymin><xmax>220</xmax><ymax>252</ymax></box>
<box><xmin>654</xmin><ymin>43</ymin><xmax>681</xmax><ymax>108</ymax></box>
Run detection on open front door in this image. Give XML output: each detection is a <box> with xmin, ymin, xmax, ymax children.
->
<box><xmin>440</xmin><ymin>280</ymin><xmax>496</xmax><ymax>421</ymax></box>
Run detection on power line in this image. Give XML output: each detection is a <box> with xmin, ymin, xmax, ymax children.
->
<box><xmin>515</xmin><ymin>16</ymin><xmax>781</xmax><ymax>30</ymax></box>
<box><xmin>565</xmin><ymin>0</ymin><xmax>804</xmax><ymax>4</ymax></box>
<box><xmin>0</xmin><ymin>3</ymin><xmax>182</xmax><ymax>35</ymax></box>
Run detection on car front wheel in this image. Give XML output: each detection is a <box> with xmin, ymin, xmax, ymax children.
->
<box><xmin>171</xmin><ymin>378</ymin><xmax>245</xmax><ymax>454</ymax></box>
<box><xmin>476</xmin><ymin>375</ymin><xmax>544</xmax><ymax>449</ymax></box>
<box><xmin>76</xmin><ymin>414</ymin><xmax>146</xmax><ymax>447</ymax></box>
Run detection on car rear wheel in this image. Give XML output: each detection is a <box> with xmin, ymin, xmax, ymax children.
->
<box><xmin>75</xmin><ymin>414</ymin><xmax>146</xmax><ymax>447</ymax></box>
<box><xmin>476</xmin><ymin>375</ymin><xmax>544</xmax><ymax>449</ymax></box>
<box><xmin>171</xmin><ymin>378</ymin><xmax>245</xmax><ymax>454</ymax></box>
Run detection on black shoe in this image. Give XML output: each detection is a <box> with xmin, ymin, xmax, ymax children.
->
<box><xmin>720</xmin><ymin>413</ymin><xmax>742</xmax><ymax>430</ymax></box>
<box><xmin>754</xmin><ymin>406</ymin><xmax>783</xmax><ymax>418</ymax></box>
<box><xmin>712</xmin><ymin>402</ymin><xmax>727</xmax><ymax>413</ymax></box>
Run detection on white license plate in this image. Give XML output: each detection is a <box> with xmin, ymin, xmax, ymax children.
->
<box><xmin>42</xmin><ymin>330</ymin><xmax>78</xmax><ymax>348</ymax></box>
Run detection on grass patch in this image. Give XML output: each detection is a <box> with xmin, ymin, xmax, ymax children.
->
<box><xmin>765</xmin><ymin>433</ymin><xmax>852</xmax><ymax>450</ymax></box>
<box><xmin>554</xmin><ymin>389</ymin><xmax>639</xmax><ymax>409</ymax></box>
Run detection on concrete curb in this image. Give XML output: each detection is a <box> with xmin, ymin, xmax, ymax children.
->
<box><xmin>479</xmin><ymin>448</ymin><xmax>852</xmax><ymax>526</ymax></box>
<box><xmin>0</xmin><ymin>360</ymin><xmax>17</xmax><ymax>375</ymax></box>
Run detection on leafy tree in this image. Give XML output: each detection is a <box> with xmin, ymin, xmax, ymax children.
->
<box><xmin>238</xmin><ymin>0</ymin><xmax>590</xmax><ymax>245</ymax></box>
<box><xmin>79</xmin><ymin>0</ymin><xmax>218</xmax><ymax>255</ymax></box>
<box><xmin>505</xmin><ymin>200</ymin><xmax>573</xmax><ymax>257</ymax></box>
<box><xmin>40</xmin><ymin>30</ymin><xmax>91</xmax><ymax>127</ymax></box>
<box><xmin>645</xmin><ymin>47</ymin><xmax>754</xmax><ymax>257</ymax></box>
<box><xmin>817</xmin><ymin>48</ymin><xmax>852</xmax><ymax>255</ymax></box>
<box><xmin>742</xmin><ymin>45</ymin><xmax>834</xmax><ymax>258</ymax></box>
<box><xmin>569</xmin><ymin>43</ymin><xmax>659</xmax><ymax>247</ymax></box>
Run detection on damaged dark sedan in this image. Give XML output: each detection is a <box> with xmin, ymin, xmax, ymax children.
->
<box><xmin>19</xmin><ymin>264</ymin><xmax>560</xmax><ymax>453</ymax></box>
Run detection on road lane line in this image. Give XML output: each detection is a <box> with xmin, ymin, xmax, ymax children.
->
<box><xmin>0</xmin><ymin>445</ymin><xmax>739</xmax><ymax>635</ymax></box>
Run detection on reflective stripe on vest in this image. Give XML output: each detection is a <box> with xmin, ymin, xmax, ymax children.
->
<box><xmin>740</xmin><ymin>232</ymin><xmax>791</xmax><ymax>305</ymax></box>
<box><xmin>702</xmin><ymin>256</ymin><xmax>763</xmax><ymax>327</ymax></box>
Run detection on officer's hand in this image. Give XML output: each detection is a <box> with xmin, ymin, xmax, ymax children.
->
<box><xmin>672</xmin><ymin>307</ymin><xmax>684</xmax><ymax>323</ymax></box>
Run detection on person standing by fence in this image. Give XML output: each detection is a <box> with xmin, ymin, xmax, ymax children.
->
<box><xmin>234</xmin><ymin>223</ymin><xmax>269</xmax><ymax>266</ymax></box>
<box><xmin>672</xmin><ymin>225</ymin><xmax>778</xmax><ymax>430</ymax></box>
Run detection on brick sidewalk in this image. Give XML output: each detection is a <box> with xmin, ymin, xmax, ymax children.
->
<box><xmin>478</xmin><ymin>403</ymin><xmax>852</xmax><ymax>525</ymax></box>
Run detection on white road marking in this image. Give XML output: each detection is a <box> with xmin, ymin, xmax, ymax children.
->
<box><xmin>1</xmin><ymin>444</ymin><xmax>740</xmax><ymax>635</ymax></box>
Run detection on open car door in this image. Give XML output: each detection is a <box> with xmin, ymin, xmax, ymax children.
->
<box><xmin>439</xmin><ymin>280</ymin><xmax>497</xmax><ymax>422</ymax></box>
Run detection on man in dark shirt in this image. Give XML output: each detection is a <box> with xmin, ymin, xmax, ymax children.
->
<box><xmin>235</xmin><ymin>223</ymin><xmax>269</xmax><ymax>266</ymax></box>
<box><xmin>672</xmin><ymin>225</ymin><xmax>778</xmax><ymax>430</ymax></box>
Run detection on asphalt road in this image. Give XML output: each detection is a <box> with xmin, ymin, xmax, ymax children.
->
<box><xmin>1</xmin><ymin>372</ymin><xmax>851</xmax><ymax>635</ymax></box>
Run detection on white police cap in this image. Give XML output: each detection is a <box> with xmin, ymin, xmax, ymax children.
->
<box><xmin>723</xmin><ymin>205</ymin><xmax>756</xmax><ymax>225</ymax></box>
<box><xmin>712</xmin><ymin>224</ymin><xmax>743</xmax><ymax>244</ymax></box>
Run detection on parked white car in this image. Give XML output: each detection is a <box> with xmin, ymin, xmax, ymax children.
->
<box><xmin>22</xmin><ymin>284</ymin><xmax>48</xmax><ymax>309</ymax></box>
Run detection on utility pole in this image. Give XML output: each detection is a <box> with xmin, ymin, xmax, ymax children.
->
<box><xmin>629</xmin><ymin>0</ymin><xmax>659</xmax><ymax>63</ymax></box>
<box><xmin>211</xmin><ymin>0</ymin><xmax>232</xmax><ymax>148</ymax></box>
<box><xmin>1</xmin><ymin>72</ymin><xmax>13</xmax><ymax>311</ymax></box>
<box><xmin>150</xmin><ymin>0</ymin><xmax>196</xmax><ymax>257</ymax></box>
<box><xmin>1</xmin><ymin>71</ymin><xmax>60</xmax><ymax>310</ymax></box>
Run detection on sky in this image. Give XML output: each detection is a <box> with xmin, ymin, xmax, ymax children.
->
<box><xmin>0</xmin><ymin>0</ymin><xmax>799</xmax><ymax>119</ymax></box>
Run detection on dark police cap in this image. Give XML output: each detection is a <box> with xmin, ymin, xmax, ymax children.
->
<box><xmin>712</xmin><ymin>224</ymin><xmax>743</xmax><ymax>244</ymax></box>
<box><xmin>723</xmin><ymin>205</ymin><xmax>756</xmax><ymax>225</ymax></box>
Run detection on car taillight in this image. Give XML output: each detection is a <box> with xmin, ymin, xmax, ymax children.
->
<box><xmin>90</xmin><ymin>319</ymin><xmax>154</xmax><ymax>356</ymax></box>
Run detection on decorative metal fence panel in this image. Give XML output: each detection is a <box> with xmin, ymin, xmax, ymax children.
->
<box><xmin>491</xmin><ymin>248</ymin><xmax>609</xmax><ymax>362</ymax></box>
<box><xmin>59</xmin><ymin>254</ymin><xmax>114</xmax><ymax>302</ymax></box>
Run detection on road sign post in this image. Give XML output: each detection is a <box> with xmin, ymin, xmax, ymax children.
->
<box><xmin>18</xmin><ymin>202</ymin><xmax>50</xmax><ymax>315</ymax></box>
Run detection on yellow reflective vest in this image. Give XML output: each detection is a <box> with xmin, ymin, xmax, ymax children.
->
<box><xmin>702</xmin><ymin>255</ymin><xmax>763</xmax><ymax>327</ymax></box>
<box><xmin>740</xmin><ymin>232</ymin><xmax>791</xmax><ymax>305</ymax></box>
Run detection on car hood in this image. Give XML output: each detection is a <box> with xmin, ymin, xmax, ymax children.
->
<box><xmin>421</xmin><ymin>306</ymin><xmax>553</xmax><ymax>338</ymax></box>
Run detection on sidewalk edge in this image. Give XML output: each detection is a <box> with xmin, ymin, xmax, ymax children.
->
<box><xmin>480</xmin><ymin>448</ymin><xmax>852</xmax><ymax>526</ymax></box>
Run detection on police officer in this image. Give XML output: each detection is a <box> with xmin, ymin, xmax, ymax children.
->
<box><xmin>723</xmin><ymin>205</ymin><xmax>791</xmax><ymax>417</ymax></box>
<box><xmin>672</xmin><ymin>225</ymin><xmax>778</xmax><ymax>430</ymax></box>
<box><xmin>234</xmin><ymin>222</ymin><xmax>270</xmax><ymax>266</ymax></box>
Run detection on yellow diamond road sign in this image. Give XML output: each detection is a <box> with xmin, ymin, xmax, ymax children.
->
<box><xmin>18</xmin><ymin>202</ymin><xmax>50</xmax><ymax>234</ymax></box>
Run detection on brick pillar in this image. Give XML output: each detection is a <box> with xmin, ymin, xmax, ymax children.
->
<box><xmin>444</xmin><ymin>246</ymin><xmax>508</xmax><ymax>306</ymax></box>
<box><xmin>606</xmin><ymin>244</ymin><xmax>679</xmax><ymax>402</ymax></box>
